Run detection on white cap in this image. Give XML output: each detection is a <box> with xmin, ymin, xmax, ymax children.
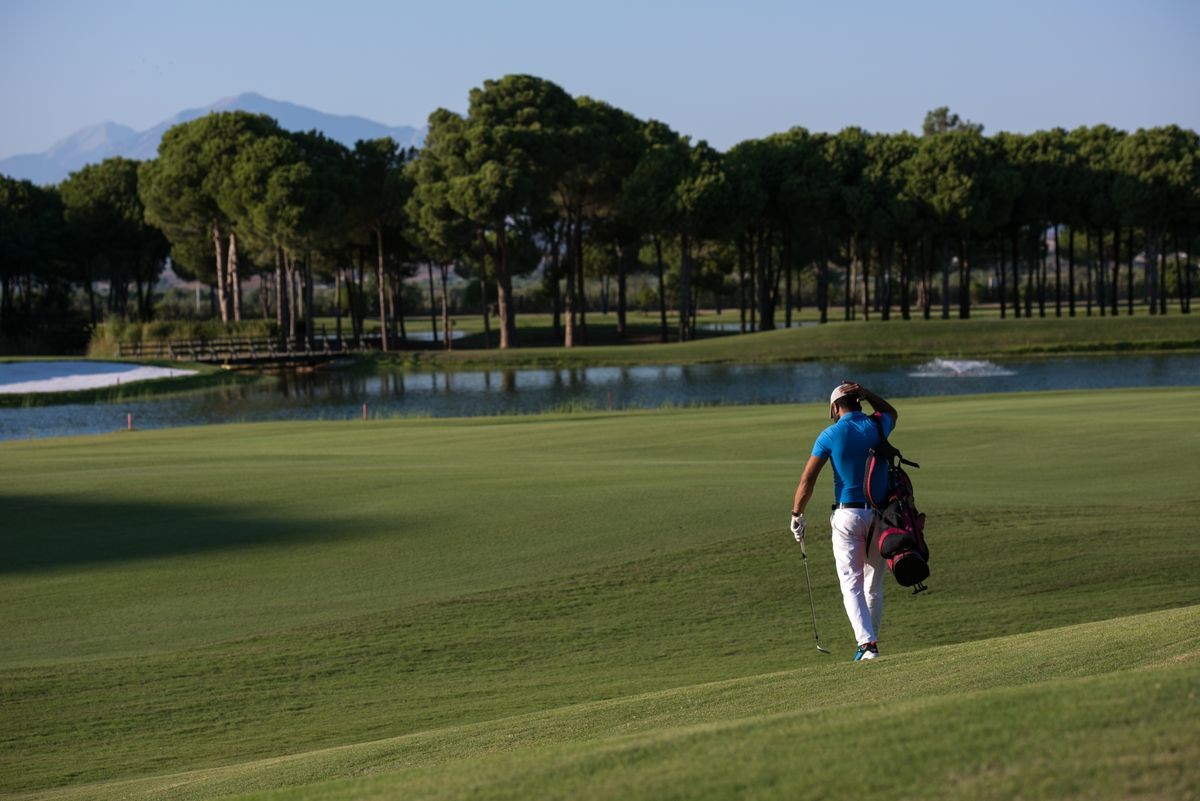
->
<box><xmin>829</xmin><ymin>384</ymin><xmax>857</xmax><ymax>419</ymax></box>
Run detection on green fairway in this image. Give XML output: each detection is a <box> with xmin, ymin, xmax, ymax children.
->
<box><xmin>2</xmin><ymin>388</ymin><xmax>1198</xmax><ymax>799</ymax></box>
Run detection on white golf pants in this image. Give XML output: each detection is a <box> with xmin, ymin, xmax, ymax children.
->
<box><xmin>830</xmin><ymin>508</ymin><xmax>886</xmax><ymax>646</ymax></box>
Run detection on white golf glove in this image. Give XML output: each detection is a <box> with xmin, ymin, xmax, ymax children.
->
<box><xmin>790</xmin><ymin>513</ymin><xmax>806</xmax><ymax>543</ymax></box>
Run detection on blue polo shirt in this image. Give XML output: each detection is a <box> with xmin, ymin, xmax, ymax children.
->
<box><xmin>811</xmin><ymin>411</ymin><xmax>895</xmax><ymax>504</ymax></box>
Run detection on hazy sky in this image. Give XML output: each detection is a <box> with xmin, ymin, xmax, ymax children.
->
<box><xmin>1</xmin><ymin>0</ymin><xmax>1197</xmax><ymax>159</ymax></box>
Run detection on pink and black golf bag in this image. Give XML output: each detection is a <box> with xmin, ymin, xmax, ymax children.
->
<box><xmin>865</xmin><ymin>415</ymin><xmax>929</xmax><ymax>594</ymax></box>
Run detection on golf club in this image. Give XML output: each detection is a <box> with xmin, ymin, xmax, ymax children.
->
<box><xmin>799</xmin><ymin>538</ymin><xmax>831</xmax><ymax>654</ymax></box>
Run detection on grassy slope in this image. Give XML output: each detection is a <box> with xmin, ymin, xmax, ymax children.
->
<box><xmin>2</xmin><ymin>388</ymin><xmax>1199</xmax><ymax>799</ymax></box>
<box><xmin>32</xmin><ymin>608</ymin><xmax>1193</xmax><ymax>801</ymax></box>
<box><xmin>383</xmin><ymin>314</ymin><xmax>1200</xmax><ymax>370</ymax></box>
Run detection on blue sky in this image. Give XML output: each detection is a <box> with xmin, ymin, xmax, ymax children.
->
<box><xmin>1</xmin><ymin>0</ymin><xmax>1197</xmax><ymax>159</ymax></box>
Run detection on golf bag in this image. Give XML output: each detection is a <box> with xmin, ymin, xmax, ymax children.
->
<box><xmin>865</xmin><ymin>414</ymin><xmax>929</xmax><ymax>594</ymax></box>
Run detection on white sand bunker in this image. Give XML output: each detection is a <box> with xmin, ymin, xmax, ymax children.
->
<box><xmin>0</xmin><ymin>361</ymin><xmax>196</xmax><ymax>394</ymax></box>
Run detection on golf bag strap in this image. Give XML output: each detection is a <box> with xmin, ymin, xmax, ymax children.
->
<box><xmin>871</xmin><ymin>413</ymin><xmax>919</xmax><ymax>469</ymax></box>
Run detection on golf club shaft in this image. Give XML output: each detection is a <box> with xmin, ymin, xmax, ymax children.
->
<box><xmin>800</xmin><ymin>544</ymin><xmax>828</xmax><ymax>652</ymax></box>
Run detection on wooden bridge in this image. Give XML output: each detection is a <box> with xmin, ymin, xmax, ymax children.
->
<box><xmin>115</xmin><ymin>334</ymin><xmax>387</xmax><ymax>366</ymax></box>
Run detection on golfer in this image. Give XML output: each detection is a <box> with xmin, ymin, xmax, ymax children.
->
<box><xmin>790</xmin><ymin>382</ymin><xmax>898</xmax><ymax>661</ymax></box>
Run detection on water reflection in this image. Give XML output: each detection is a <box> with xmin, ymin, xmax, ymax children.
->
<box><xmin>2</xmin><ymin>354</ymin><xmax>1198</xmax><ymax>441</ymax></box>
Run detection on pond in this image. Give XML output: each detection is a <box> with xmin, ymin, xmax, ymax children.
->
<box><xmin>1</xmin><ymin>354</ymin><xmax>1197</xmax><ymax>441</ymax></box>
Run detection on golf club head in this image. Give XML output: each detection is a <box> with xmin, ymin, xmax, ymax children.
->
<box><xmin>799</xmin><ymin>544</ymin><xmax>830</xmax><ymax>655</ymax></box>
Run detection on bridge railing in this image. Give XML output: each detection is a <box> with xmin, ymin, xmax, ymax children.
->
<box><xmin>115</xmin><ymin>333</ymin><xmax>385</xmax><ymax>362</ymax></box>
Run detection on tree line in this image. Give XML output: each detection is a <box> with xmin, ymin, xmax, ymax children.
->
<box><xmin>1</xmin><ymin>74</ymin><xmax>1197</xmax><ymax>351</ymax></box>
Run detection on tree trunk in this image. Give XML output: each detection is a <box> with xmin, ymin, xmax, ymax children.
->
<box><xmin>440</xmin><ymin>264</ymin><xmax>451</xmax><ymax>350</ymax></box>
<box><xmin>900</xmin><ymin>244</ymin><xmax>911</xmax><ymax>321</ymax></box>
<box><xmin>655</xmin><ymin>235</ymin><xmax>668</xmax><ymax>342</ymax></box>
<box><xmin>1085</xmin><ymin>232</ymin><xmax>1093</xmax><ymax>317</ymax></box>
<box><xmin>259</xmin><ymin>271</ymin><xmax>269</xmax><ymax>321</ymax></box>
<box><xmin>785</xmin><ymin>237</ymin><xmax>794</xmax><ymax>328</ymax></box>
<box><xmin>385</xmin><ymin>276</ymin><xmax>396</xmax><ymax>343</ymax></box>
<box><xmin>920</xmin><ymin>235</ymin><xmax>932</xmax><ymax>320</ymax></box>
<box><xmin>1146</xmin><ymin>233</ymin><xmax>1157</xmax><ymax>314</ymax></box>
<box><xmin>958</xmin><ymin>236</ymin><xmax>969</xmax><ymax>319</ymax></box>
<box><xmin>348</xmin><ymin>253</ymin><xmax>362</xmax><ymax>339</ymax></box>
<box><xmin>394</xmin><ymin>276</ymin><xmax>407</xmax><ymax>341</ymax></box>
<box><xmin>771</xmin><ymin>239</ymin><xmax>785</xmax><ymax>326</ymax></box>
<box><xmin>819</xmin><ymin>256</ymin><xmax>830</xmax><ymax>324</ymax></box>
<box><xmin>547</xmin><ymin>223</ymin><xmax>562</xmax><ymax>343</ymax></box>
<box><xmin>494</xmin><ymin>230</ymin><xmax>516</xmax><ymax>349</ymax></box>
<box><xmin>228</xmin><ymin>230</ymin><xmax>241</xmax><ymax>323</ymax></box>
<box><xmin>575</xmin><ymin>217</ymin><xmax>587</xmax><ymax>344</ymax></box>
<box><xmin>427</xmin><ymin>264</ymin><xmax>439</xmax><ymax>343</ymax></box>
<box><xmin>1127</xmin><ymin>228</ymin><xmax>1135</xmax><ymax>316</ymax></box>
<box><xmin>479</xmin><ymin>258</ymin><xmax>492</xmax><ymax>349</ymax></box>
<box><xmin>738</xmin><ymin>239</ymin><xmax>747</xmax><ymax>333</ymax></box>
<box><xmin>880</xmin><ymin>241</ymin><xmax>893</xmax><ymax>321</ymax></box>
<box><xmin>1084</xmin><ymin>232</ymin><xmax>1094</xmax><ymax>314</ymax></box>
<box><xmin>759</xmin><ymin>229</ymin><xmax>775</xmax><ymax>330</ymax></box>
<box><xmin>576</xmin><ymin>244</ymin><xmax>585</xmax><ymax>347</ymax></box>
<box><xmin>296</xmin><ymin>256</ymin><xmax>307</xmax><ymax>343</ymax></box>
<box><xmin>275</xmin><ymin>248</ymin><xmax>286</xmax><ymax>330</ymax></box>
<box><xmin>376</xmin><ymin>228</ymin><xmax>389</xmax><ymax>352</ymax></box>
<box><xmin>1054</xmin><ymin>225</ymin><xmax>1062</xmax><ymax>317</ymax></box>
<box><xmin>783</xmin><ymin>233</ymin><xmax>794</xmax><ymax>325</ymax></box>
<box><xmin>284</xmin><ymin>252</ymin><xmax>297</xmax><ymax>341</ymax></box>
<box><xmin>564</xmin><ymin>217</ymin><xmax>576</xmax><ymax>348</ymax></box>
<box><xmin>846</xmin><ymin>236</ymin><xmax>856</xmax><ymax>322</ymax></box>
<box><xmin>1188</xmin><ymin>235</ymin><xmax>1195</xmax><ymax>314</ymax></box>
<box><xmin>1096</xmin><ymin>230</ymin><xmax>1106</xmax><ymax>317</ymax></box>
<box><xmin>304</xmin><ymin>255</ymin><xmax>314</xmax><ymax>347</ymax></box>
<box><xmin>749</xmin><ymin>236</ymin><xmax>758</xmax><ymax>331</ymax></box>
<box><xmin>211</xmin><ymin>221</ymin><xmax>228</xmax><ymax>324</ymax></box>
<box><xmin>1175</xmin><ymin>233</ymin><xmax>1186</xmax><ymax>313</ymax></box>
<box><xmin>931</xmin><ymin>236</ymin><xmax>940</xmax><ymax>316</ymax></box>
<box><xmin>998</xmin><ymin>234</ymin><xmax>1007</xmax><ymax>319</ymax></box>
<box><xmin>1185</xmin><ymin>235</ymin><xmax>1193</xmax><ymax>314</ymax></box>
<box><xmin>1038</xmin><ymin>229</ymin><xmax>1047</xmax><ymax>317</ymax></box>
<box><xmin>1011</xmin><ymin>231</ymin><xmax>1021</xmax><ymax>318</ymax></box>
<box><xmin>85</xmin><ymin>262</ymin><xmax>97</xmax><ymax>325</ymax></box>
<box><xmin>133</xmin><ymin>277</ymin><xmax>145</xmax><ymax>321</ymax></box>
<box><xmin>861</xmin><ymin>237</ymin><xmax>872</xmax><ymax>321</ymax></box>
<box><xmin>1111</xmin><ymin>226</ymin><xmax>1121</xmax><ymax>316</ymax></box>
<box><xmin>1158</xmin><ymin>238</ymin><xmax>1168</xmax><ymax>315</ymax></box>
<box><xmin>691</xmin><ymin>283</ymin><xmax>699</xmax><ymax>335</ymax></box>
<box><xmin>1024</xmin><ymin>231</ymin><xmax>1034</xmax><ymax>318</ymax></box>
<box><xmin>335</xmin><ymin>267</ymin><xmax>342</xmax><ymax>343</ymax></box>
<box><xmin>296</xmin><ymin>259</ymin><xmax>306</xmax><ymax>343</ymax></box>
<box><xmin>679</xmin><ymin>229</ymin><xmax>692</xmax><ymax>342</ymax></box>
<box><xmin>616</xmin><ymin>239</ymin><xmax>628</xmax><ymax>338</ymax></box>
<box><xmin>1068</xmin><ymin>227</ymin><xmax>1076</xmax><ymax>317</ymax></box>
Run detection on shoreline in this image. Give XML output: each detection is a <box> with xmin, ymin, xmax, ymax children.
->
<box><xmin>5</xmin><ymin>315</ymin><xmax>1198</xmax><ymax>404</ymax></box>
<box><xmin>0</xmin><ymin>361</ymin><xmax>263</xmax><ymax>408</ymax></box>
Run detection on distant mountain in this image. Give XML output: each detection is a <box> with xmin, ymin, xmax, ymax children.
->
<box><xmin>0</xmin><ymin>92</ymin><xmax>425</xmax><ymax>185</ymax></box>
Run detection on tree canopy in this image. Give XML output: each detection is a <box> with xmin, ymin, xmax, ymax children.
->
<box><xmin>2</xmin><ymin>85</ymin><xmax>1197</xmax><ymax>352</ymax></box>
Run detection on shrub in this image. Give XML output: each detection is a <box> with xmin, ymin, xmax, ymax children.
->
<box><xmin>87</xmin><ymin>318</ymin><xmax>280</xmax><ymax>357</ymax></box>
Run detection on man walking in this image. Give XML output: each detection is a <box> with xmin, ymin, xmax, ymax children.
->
<box><xmin>790</xmin><ymin>382</ymin><xmax>898</xmax><ymax>661</ymax></box>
